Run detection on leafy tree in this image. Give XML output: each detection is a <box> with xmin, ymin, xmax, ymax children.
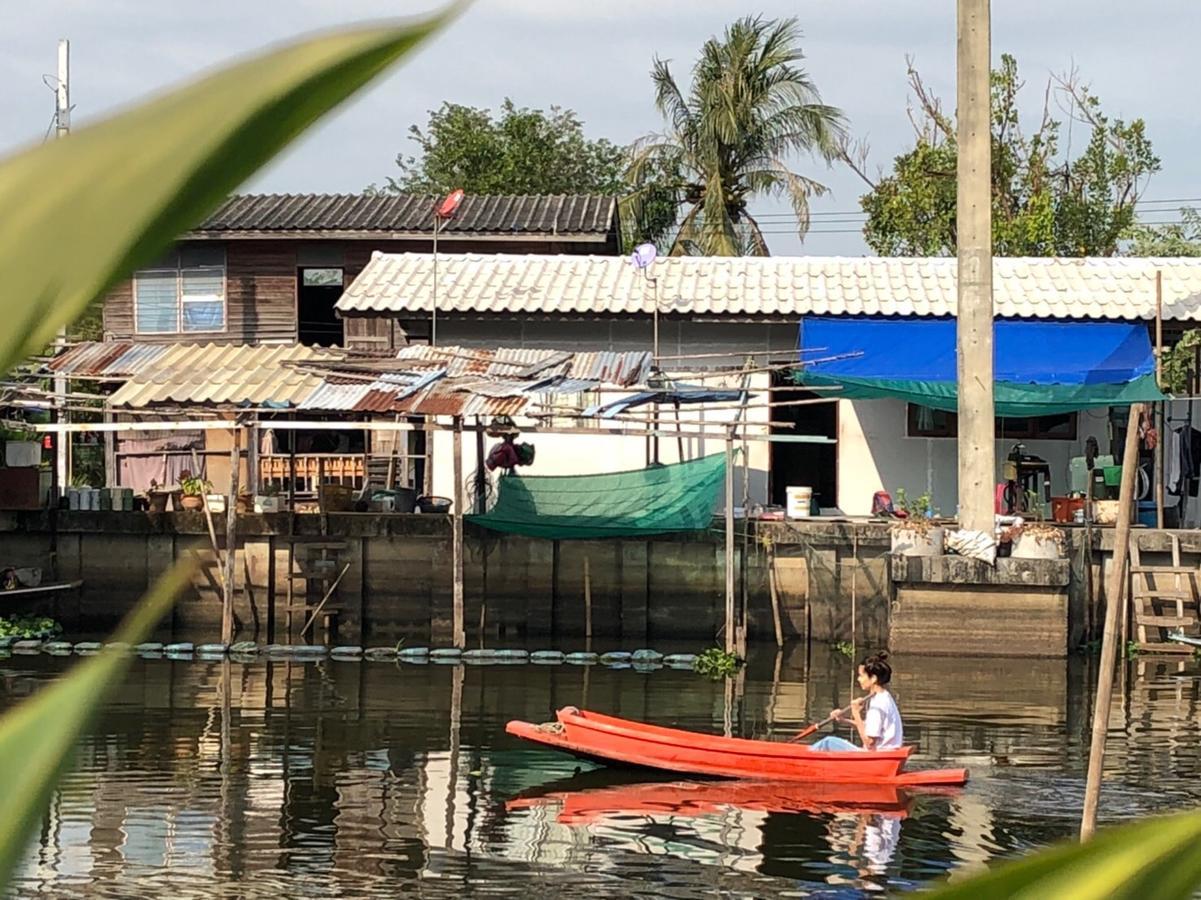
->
<box><xmin>377</xmin><ymin>100</ymin><xmax>626</xmax><ymax>196</ymax></box>
<box><xmin>851</xmin><ymin>55</ymin><xmax>1160</xmax><ymax>257</ymax></box>
<box><xmin>626</xmin><ymin>16</ymin><xmax>845</xmax><ymax>256</ymax></box>
<box><xmin>1126</xmin><ymin>207</ymin><xmax>1201</xmax><ymax>257</ymax></box>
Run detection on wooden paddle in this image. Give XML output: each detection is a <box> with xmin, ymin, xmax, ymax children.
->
<box><xmin>789</xmin><ymin>696</ymin><xmax>869</xmax><ymax>742</ymax></box>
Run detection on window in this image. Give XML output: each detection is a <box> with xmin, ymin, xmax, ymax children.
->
<box><xmin>134</xmin><ymin>247</ymin><xmax>225</xmax><ymax>334</ymax></box>
<box><xmin>907</xmin><ymin>404</ymin><xmax>1077</xmax><ymax>440</ymax></box>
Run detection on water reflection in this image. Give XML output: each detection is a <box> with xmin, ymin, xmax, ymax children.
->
<box><xmin>3</xmin><ymin>645</ymin><xmax>1201</xmax><ymax>897</ymax></box>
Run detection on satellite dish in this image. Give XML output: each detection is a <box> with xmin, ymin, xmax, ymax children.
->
<box><xmin>631</xmin><ymin>242</ymin><xmax>657</xmax><ymax>270</ymax></box>
<box><xmin>437</xmin><ymin>188</ymin><xmax>465</xmax><ymax>219</ymax></box>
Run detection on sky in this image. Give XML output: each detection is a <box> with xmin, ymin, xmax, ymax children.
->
<box><xmin>2</xmin><ymin>0</ymin><xmax>1198</xmax><ymax>256</ymax></box>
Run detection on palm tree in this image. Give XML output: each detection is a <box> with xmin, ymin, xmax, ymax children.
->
<box><xmin>626</xmin><ymin>16</ymin><xmax>846</xmax><ymax>256</ymax></box>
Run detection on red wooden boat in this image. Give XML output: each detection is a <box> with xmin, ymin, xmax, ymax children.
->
<box><xmin>506</xmin><ymin>707</ymin><xmax>968</xmax><ymax>786</ymax></box>
<box><xmin>507</xmin><ymin>778</ymin><xmax>919</xmax><ymax>824</ymax></box>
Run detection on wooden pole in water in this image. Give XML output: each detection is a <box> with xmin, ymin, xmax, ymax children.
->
<box><xmin>222</xmin><ymin>425</ymin><xmax>240</xmax><ymax>645</ymax></box>
<box><xmin>452</xmin><ymin>416</ymin><xmax>466</xmax><ymax>650</ymax></box>
<box><xmin>724</xmin><ymin>428</ymin><xmax>736</xmax><ymax>656</ymax></box>
<box><xmin>1081</xmin><ymin>402</ymin><xmax>1143</xmax><ymax>841</ymax></box>
<box><xmin>1156</xmin><ymin>270</ymin><xmax>1165</xmax><ymax>529</ymax></box>
<box><xmin>193</xmin><ymin>447</ymin><xmax>226</xmax><ymax>592</ymax></box>
<box><xmin>584</xmin><ymin>555</ymin><xmax>593</xmax><ymax>653</ymax></box>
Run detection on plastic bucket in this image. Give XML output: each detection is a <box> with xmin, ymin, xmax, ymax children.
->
<box><xmin>785</xmin><ymin>486</ymin><xmax>813</xmax><ymax>519</ymax></box>
<box><xmin>1137</xmin><ymin>500</ymin><xmax>1157</xmax><ymax>528</ymax></box>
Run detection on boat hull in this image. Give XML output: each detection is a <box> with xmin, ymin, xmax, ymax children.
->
<box><xmin>506</xmin><ymin>707</ymin><xmax>968</xmax><ymax>786</ymax></box>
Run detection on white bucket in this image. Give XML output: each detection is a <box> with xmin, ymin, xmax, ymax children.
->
<box><xmin>785</xmin><ymin>486</ymin><xmax>813</xmax><ymax>519</ymax></box>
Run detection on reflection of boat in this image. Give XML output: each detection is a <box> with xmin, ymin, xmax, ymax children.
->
<box><xmin>507</xmin><ymin>777</ymin><xmax>918</xmax><ymax>825</ymax></box>
<box><xmin>506</xmin><ymin>707</ymin><xmax>968</xmax><ymax>785</ymax></box>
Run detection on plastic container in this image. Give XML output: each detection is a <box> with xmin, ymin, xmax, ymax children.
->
<box><xmin>4</xmin><ymin>441</ymin><xmax>41</xmax><ymax>468</ymax></box>
<box><xmin>1051</xmin><ymin>496</ymin><xmax>1084</xmax><ymax>524</ymax></box>
<box><xmin>1137</xmin><ymin>500</ymin><xmax>1157</xmax><ymax>528</ymax></box>
<box><xmin>1103</xmin><ymin>465</ymin><xmax>1123</xmax><ymax>487</ymax></box>
<box><xmin>785</xmin><ymin>486</ymin><xmax>813</xmax><ymax>519</ymax></box>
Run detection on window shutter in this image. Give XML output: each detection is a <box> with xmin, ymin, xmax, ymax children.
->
<box><xmin>135</xmin><ymin>271</ymin><xmax>178</xmax><ymax>333</ymax></box>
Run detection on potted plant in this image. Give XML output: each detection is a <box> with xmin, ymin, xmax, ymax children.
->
<box><xmin>179</xmin><ymin>475</ymin><xmax>211</xmax><ymax>511</ymax></box>
<box><xmin>1006</xmin><ymin>522</ymin><xmax>1066</xmax><ymax>560</ymax></box>
<box><xmin>254</xmin><ymin>483</ymin><xmax>282</xmax><ymax>514</ymax></box>
<box><xmin>235</xmin><ymin>491</ymin><xmax>253</xmax><ymax>514</ymax></box>
<box><xmin>890</xmin><ymin>488</ymin><xmax>944</xmax><ymax>557</ymax></box>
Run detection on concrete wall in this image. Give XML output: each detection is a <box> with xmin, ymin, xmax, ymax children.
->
<box><xmin>0</xmin><ymin>513</ymin><xmax>896</xmax><ymax>649</ymax></box>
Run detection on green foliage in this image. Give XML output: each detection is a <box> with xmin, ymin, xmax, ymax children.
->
<box><xmin>0</xmin><ymin>13</ymin><xmax>450</xmax><ymax>885</ymax></box>
<box><xmin>1161</xmin><ymin>328</ymin><xmax>1201</xmax><ymax>395</ymax></box>
<box><xmin>831</xmin><ymin>640</ymin><xmax>855</xmax><ymax>658</ymax></box>
<box><xmin>627</xmin><ymin>15</ymin><xmax>845</xmax><ymax>255</ymax></box>
<box><xmin>0</xmin><ymin>616</ymin><xmax>61</xmax><ymax>640</ymax></box>
<box><xmin>859</xmin><ymin>55</ymin><xmax>1159</xmax><ymax>257</ymax></box>
<box><xmin>693</xmin><ymin>647</ymin><xmax>741</xmax><ymax>679</ymax></box>
<box><xmin>926</xmin><ymin>808</ymin><xmax>1201</xmax><ymax>899</ymax></box>
<box><xmin>1127</xmin><ymin>207</ymin><xmax>1201</xmax><ymax>258</ymax></box>
<box><xmin>894</xmin><ymin>487</ymin><xmax>934</xmax><ymax>518</ymax></box>
<box><xmin>379</xmin><ymin>99</ymin><xmax>626</xmax><ymax>197</ymax></box>
<box><xmin>179</xmin><ymin>476</ymin><xmax>213</xmax><ymax>496</ymax></box>
<box><xmin>1126</xmin><ymin>640</ymin><xmax>1142</xmax><ymax>660</ymax></box>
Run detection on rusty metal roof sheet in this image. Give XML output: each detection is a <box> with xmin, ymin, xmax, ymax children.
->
<box><xmin>49</xmin><ymin>342</ymin><xmax>170</xmax><ymax>377</ymax></box>
<box><xmin>107</xmin><ymin>343</ymin><xmax>344</xmax><ymax>409</ymax></box>
<box><xmin>337</xmin><ymin>253</ymin><xmax>1201</xmax><ymax>322</ymax></box>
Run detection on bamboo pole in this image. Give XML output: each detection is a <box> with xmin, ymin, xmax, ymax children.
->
<box><xmin>768</xmin><ymin>542</ymin><xmax>784</xmax><ymax>648</ymax></box>
<box><xmin>1156</xmin><ymin>271</ymin><xmax>1165</xmax><ymax>528</ymax></box>
<box><xmin>222</xmin><ymin>426</ymin><xmax>240</xmax><ymax>645</ymax></box>
<box><xmin>300</xmin><ymin>563</ymin><xmax>350</xmax><ymax>639</ymax></box>
<box><xmin>452</xmin><ymin>416</ymin><xmax>466</xmax><ymax>650</ymax></box>
<box><xmin>1081</xmin><ymin>402</ymin><xmax>1144</xmax><ymax>841</ymax></box>
<box><xmin>724</xmin><ymin>428</ymin><xmax>736</xmax><ymax>656</ymax></box>
<box><xmin>192</xmin><ymin>448</ymin><xmax>226</xmax><ymax>592</ymax></box>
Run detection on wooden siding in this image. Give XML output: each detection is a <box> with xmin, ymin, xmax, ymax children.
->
<box><xmin>102</xmin><ymin>236</ymin><xmax>614</xmax><ymax>346</ymax></box>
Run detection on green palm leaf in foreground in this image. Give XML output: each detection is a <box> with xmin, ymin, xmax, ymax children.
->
<box><xmin>0</xmin><ymin>12</ymin><xmax>452</xmax><ymax>887</ymax></box>
<box><xmin>928</xmin><ymin>808</ymin><xmax>1201</xmax><ymax>899</ymax></box>
<box><xmin>0</xmin><ymin>10</ymin><xmax>453</xmax><ymax>369</ymax></box>
<box><xmin>0</xmin><ymin>563</ymin><xmax>194</xmax><ymax>884</ymax></box>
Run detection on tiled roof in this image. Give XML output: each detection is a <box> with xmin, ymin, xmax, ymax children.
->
<box><xmin>189</xmin><ymin>193</ymin><xmax>616</xmax><ymax>238</ymax></box>
<box><xmin>336</xmin><ymin>253</ymin><xmax>1201</xmax><ymax>321</ymax></box>
<box><xmin>107</xmin><ymin>343</ymin><xmax>344</xmax><ymax>409</ymax></box>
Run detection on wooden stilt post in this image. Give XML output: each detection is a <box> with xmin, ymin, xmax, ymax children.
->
<box><xmin>724</xmin><ymin>427</ymin><xmax>736</xmax><ymax>656</ymax></box>
<box><xmin>584</xmin><ymin>555</ymin><xmax>593</xmax><ymax>652</ymax></box>
<box><xmin>222</xmin><ymin>424</ymin><xmax>241</xmax><ymax>645</ymax></box>
<box><xmin>1081</xmin><ymin>402</ymin><xmax>1143</xmax><ymax>841</ymax></box>
<box><xmin>193</xmin><ymin>448</ymin><xmax>226</xmax><ymax>591</ymax></box>
<box><xmin>452</xmin><ymin>416</ymin><xmax>466</xmax><ymax>650</ymax></box>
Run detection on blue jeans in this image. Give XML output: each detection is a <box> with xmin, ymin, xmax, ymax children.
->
<box><xmin>810</xmin><ymin>735</ymin><xmax>863</xmax><ymax>752</ymax></box>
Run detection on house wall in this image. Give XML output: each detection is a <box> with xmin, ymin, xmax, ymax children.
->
<box><xmin>103</xmin><ymin>237</ymin><xmax>612</xmax><ymax>345</ymax></box>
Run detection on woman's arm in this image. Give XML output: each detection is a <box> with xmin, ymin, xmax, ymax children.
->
<box><xmin>851</xmin><ymin>701</ymin><xmax>878</xmax><ymax>750</ymax></box>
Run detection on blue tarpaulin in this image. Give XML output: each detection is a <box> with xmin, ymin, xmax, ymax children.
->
<box><xmin>795</xmin><ymin>316</ymin><xmax>1165</xmax><ymax>416</ymax></box>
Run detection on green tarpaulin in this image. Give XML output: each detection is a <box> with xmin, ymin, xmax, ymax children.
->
<box><xmin>798</xmin><ymin>372</ymin><xmax>1165</xmax><ymax>417</ymax></box>
<box><xmin>468</xmin><ymin>453</ymin><xmax>726</xmax><ymax>539</ymax></box>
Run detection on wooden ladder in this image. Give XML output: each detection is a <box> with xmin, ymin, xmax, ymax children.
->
<box><xmin>1131</xmin><ymin>534</ymin><xmax>1198</xmax><ymax>654</ymax></box>
<box><xmin>284</xmin><ymin>539</ymin><xmax>348</xmax><ymax>644</ymax></box>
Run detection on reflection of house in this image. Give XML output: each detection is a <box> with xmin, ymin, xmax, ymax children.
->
<box><xmin>98</xmin><ymin>193</ymin><xmax>620</xmax><ymax>348</ymax></box>
<box><xmin>336</xmin><ymin>253</ymin><xmax>1201</xmax><ymax>514</ymax></box>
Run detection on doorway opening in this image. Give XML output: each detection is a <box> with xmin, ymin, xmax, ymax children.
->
<box><xmin>298</xmin><ymin>267</ymin><xmax>344</xmax><ymax>346</ymax></box>
<box><xmin>769</xmin><ymin>371</ymin><xmax>838</xmax><ymax>511</ymax></box>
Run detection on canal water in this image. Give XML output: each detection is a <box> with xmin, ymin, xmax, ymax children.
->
<box><xmin>4</xmin><ymin>644</ymin><xmax>1200</xmax><ymax>898</ymax></box>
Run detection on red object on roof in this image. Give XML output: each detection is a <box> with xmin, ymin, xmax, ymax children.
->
<box><xmin>437</xmin><ymin>189</ymin><xmax>465</xmax><ymax>219</ymax></box>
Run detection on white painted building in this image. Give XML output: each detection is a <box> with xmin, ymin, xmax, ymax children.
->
<box><xmin>337</xmin><ymin>254</ymin><xmax>1201</xmax><ymax>517</ymax></box>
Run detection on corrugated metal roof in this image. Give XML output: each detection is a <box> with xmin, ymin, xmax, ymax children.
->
<box><xmin>336</xmin><ymin>253</ymin><xmax>1201</xmax><ymax>322</ymax></box>
<box><xmin>388</xmin><ymin>345</ymin><xmax>648</xmax><ymax>387</ymax></box>
<box><xmin>107</xmin><ymin>343</ymin><xmax>344</xmax><ymax>409</ymax></box>
<box><xmin>49</xmin><ymin>342</ymin><xmax>170</xmax><ymax>377</ymax></box>
<box><xmin>190</xmin><ymin>193</ymin><xmax>616</xmax><ymax>237</ymax></box>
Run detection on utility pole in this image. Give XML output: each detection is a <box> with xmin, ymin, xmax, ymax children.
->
<box><xmin>955</xmin><ymin>1</ymin><xmax>995</xmax><ymax>532</ymax></box>
<box><xmin>53</xmin><ymin>39</ymin><xmax>71</xmax><ymax>495</ymax></box>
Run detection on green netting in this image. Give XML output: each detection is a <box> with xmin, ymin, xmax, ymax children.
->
<box><xmin>468</xmin><ymin>453</ymin><xmax>726</xmax><ymax>539</ymax></box>
<box><xmin>795</xmin><ymin>373</ymin><xmax>1165</xmax><ymax>417</ymax></box>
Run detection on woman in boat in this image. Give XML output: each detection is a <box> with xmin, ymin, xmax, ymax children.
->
<box><xmin>811</xmin><ymin>652</ymin><xmax>903</xmax><ymax>752</ymax></box>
